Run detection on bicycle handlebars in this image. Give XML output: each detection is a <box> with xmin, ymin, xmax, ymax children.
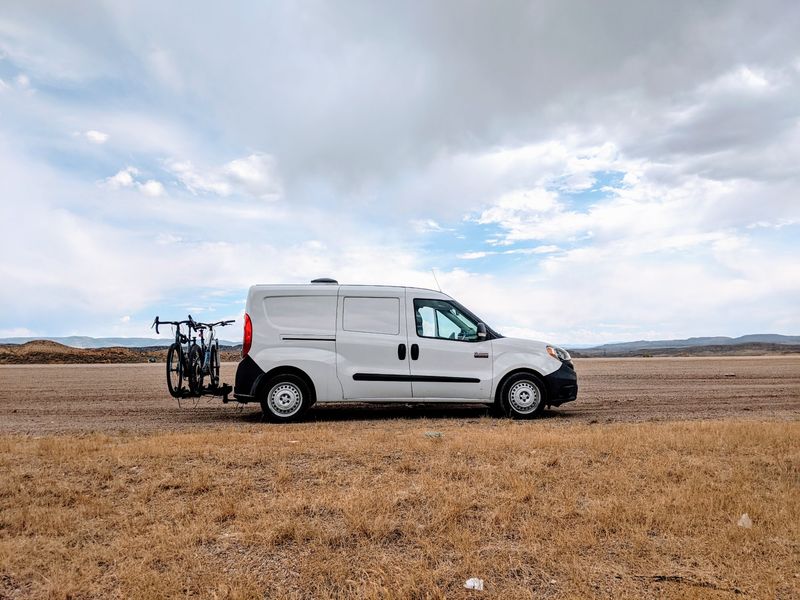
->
<box><xmin>152</xmin><ymin>315</ymin><xmax>235</xmax><ymax>335</ymax></box>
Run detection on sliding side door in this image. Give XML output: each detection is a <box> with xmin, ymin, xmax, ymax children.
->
<box><xmin>335</xmin><ymin>287</ymin><xmax>412</xmax><ymax>399</ymax></box>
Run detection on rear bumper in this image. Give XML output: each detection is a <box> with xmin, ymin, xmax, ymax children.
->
<box><xmin>543</xmin><ymin>361</ymin><xmax>578</xmax><ymax>405</ymax></box>
<box><xmin>233</xmin><ymin>355</ymin><xmax>264</xmax><ymax>402</ymax></box>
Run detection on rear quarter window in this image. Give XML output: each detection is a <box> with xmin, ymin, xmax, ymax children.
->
<box><xmin>342</xmin><ymin>297</ymin><xmax>399</xmax><ymax>335</ymax></box>
<box><xmin>263</xmin><ymin>296</ymin><xmax>337</xmax><ymax>334</ymax></box>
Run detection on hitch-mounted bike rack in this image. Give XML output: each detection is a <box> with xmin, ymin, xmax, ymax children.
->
<box><xmin>173</xmin><ymin>382</ymin><xmax>233</xmax><ymax>402</ymax></box>
<box><xmin>152</xmin><ymin>316</ymin><xmax>236</xmax><ymax>404</ymax></box>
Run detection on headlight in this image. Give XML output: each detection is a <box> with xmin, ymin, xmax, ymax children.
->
<box><xmin>547</xmin><ymin>345</ymin><xmax>571</xmax><ymax>362</ymax></box>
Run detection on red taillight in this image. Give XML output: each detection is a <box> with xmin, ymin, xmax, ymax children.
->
<box><xmin>242</xmin><ymin>313</ymin><xmax>252</xmax><ymax>358</ymax></box>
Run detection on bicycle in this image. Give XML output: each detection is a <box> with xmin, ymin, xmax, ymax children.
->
<box><xmin>152</xmin><ymin>316</ymin><xmax>196</xmax><ymax>398</ymax></box>
<box><xmin>185</xmin><ymin>316</ymin><xmax>235</xmax><ymax>394</ymax></box>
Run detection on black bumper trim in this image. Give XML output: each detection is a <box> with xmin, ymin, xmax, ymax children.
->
<box><xmin>543</xmin><ymin>361</ymin><xmax>578</xmax><ymax>405</ymax></box>
<box><xmin>234</xmin><ymin>355</ymin><xmax>266</xmax><ymax>398</ymax></box>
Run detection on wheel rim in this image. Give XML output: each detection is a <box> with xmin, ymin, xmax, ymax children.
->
<box><xmin>267</xmin><ymin>382</ymin><xmax>303</xmax><ymax>417</ymax></box>
<box><xmin>508</xmin><ymin>380</ymin><xmax>541</xmax><ymax>414</ymax></box>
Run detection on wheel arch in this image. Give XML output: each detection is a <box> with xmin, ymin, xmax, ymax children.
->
<box><xmin>255</xmin><ymin>365</ymin><xmax>317</xmax><ymax>404</ymax></box>
<box><xmin>494</xmin><ymin>367</ymin><xmax>548</xmax><ymax>405</ymax></box>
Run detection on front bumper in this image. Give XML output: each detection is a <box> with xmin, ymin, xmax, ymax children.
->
<box><xmin>543</xmin><ymin>361</ymin><xmax>578</xmax><ymax>405</ymax></box>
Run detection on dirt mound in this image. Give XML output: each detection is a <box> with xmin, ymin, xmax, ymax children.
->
<box><xmin>0</xmin><ymin>340</ymin><xmax>241</xmax><ymax>364</ymax></box>
<box><xmin>0</xmin><ymin>340</ymin><xmax>163</xmax><ymax>364</ymax></box>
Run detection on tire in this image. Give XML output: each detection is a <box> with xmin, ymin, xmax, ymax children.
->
<box><xmin>188</xmin><ymin>344</ymin><xmax>204</xmax><ymax>396</ymax></box>
<box><xmin>260</xmin><ymin>374</ymin><xmax>311</xmax><ymax>423</ymax></box>
<box><xmin>209</xmin><ymin>345</ymin><xmax>220</xmax><ymax>388</ymax></box>
<box><xmin>166</xmin><ymin>344</ymin><xmax>184</xmax><ymax>398</ymax></box>
<box><xmin>498</xmin><ymin>373</ymin><xmax>546</xmax><ymax>419</ymax></box>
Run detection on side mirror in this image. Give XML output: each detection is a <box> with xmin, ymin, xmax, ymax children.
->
<box><xmin>476</xmin><ymin>322</ymin><xmax>487</xmax><ymax>340</ymax></box>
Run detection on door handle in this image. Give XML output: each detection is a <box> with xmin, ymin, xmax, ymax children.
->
<box><xmin>410</xmin><ymin>344</ymin><xmax>419</xmax><ymax>360</ymax></box>
<box><xmin>398</xmin><ymin>343</ymin><xmax>406</xmax><ymax>360</ymax></box>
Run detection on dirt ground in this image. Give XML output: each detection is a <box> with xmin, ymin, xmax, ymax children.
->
<box><xmin>1</xmin><ymin>357</ymin><xmax>798</xmax><ymax>598</ymax></box>
<box><xmin>0</xmin><ymin>356</ymin><xmax>798</xmax><ymax>434</ymax></box>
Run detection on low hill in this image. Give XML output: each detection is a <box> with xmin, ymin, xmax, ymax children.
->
<box><xmin>0</xmin><ymin>335</ymin><xmax>239</xmax><ymax>348</ymax></box>
<box><xmin>570</xmin><ymin>334</ymin><xmax>800</xmax><ymax>356</ymax></box>
<box><xmin>0</xmin><ymin>340</ymin><xmax>241</xmax><ymax>365</ymax></box>
<box><xmin>570</xmin><ymin>342</ymin><xmax>800</xmax><ymax>358</ymax></box>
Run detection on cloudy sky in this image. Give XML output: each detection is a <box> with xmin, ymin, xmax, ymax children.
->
<box><xmin>1</xmin><ymin>1</ymin><xmax>799</xmax><ymax>345</ymax></box>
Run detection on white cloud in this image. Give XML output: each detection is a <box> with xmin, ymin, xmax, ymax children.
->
<box><xmin>167</xmin><ymin>160</ymin><xmax>231</xmax><ymax>196</ymax></box>
<box><xmin>224</xmin><ymin>154</ymin><xmax>281</xmax><ymax>199</ymax></box>
<box><xmin>104</xmin><ymin>167</ymin><xmax>138</xmax><ymax>189</ymax></box>
<box><xmin>458</xmin><ymin>245</ymin><xmax>562</xmax><ymax>260</ymax></box>
<box><xmin>103</xmin><ymin>167</ymin><xmax>165</xmax><ymax>197</ymax></box>
<box><xmin>523</xmin><ymin>245</ymin><xmax>561</xmax><ymax>254</ymax></box>
<box><xmin>411</xmin><ymin>219</ymin><xmax>452</xmax><ymax>233</ymax></box>
<box><xmin>15</xmin><ymin>73</ymin><xmax>30</xmax><ymax>88</ymax></box>
<box><xmin>84</xmin><ymin>129</ymin><xmax>108</xmax><ymax>144</ymax></box>
<box><xmin>715</xmin><ymin>66</ymin><xmax>772</xmax><ymax>93</ymax></box>
<box><xmin>458</xmin><ymin>251</ymin><xmax>490</xmax><ymax>260</ymax></box>
<box><xmin>166</xmin><ymin>153</ymin><xmax>281</xmax><ymax>199</ymax></box>
<box><xmin>138</xmin><ymin>179</ymin><xmax>164</xmax><ymax>197</ymax></box>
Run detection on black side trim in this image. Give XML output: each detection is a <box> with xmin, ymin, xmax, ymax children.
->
<box><xmin>282</xmin><ymin>337</ymin><xmax>336</xmax><ymax>342</ymax></box>
<box><xmin>353</xmin><ymin>373</ymin><xmax>480</xmax><ymax>383</ymax></box>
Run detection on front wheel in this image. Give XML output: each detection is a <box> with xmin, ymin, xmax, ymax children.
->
<box><xmin>166</xmin><ymin>344</ymin><xmax>184</xmax><ymax>398</ymax></box>
<box><xmin>498</xmin><ymin>373</ymin><xmax>546</xmax><ymax>419</ymax></box>
<box><xmin>260</xmin><ymin>374</ymin><xmax>311</xmax><ymax>423</ymax></box>
<box><xmin>209</xmin><ymin>345</ymin><xmax>220</xmax><ymax>388</ymax></box>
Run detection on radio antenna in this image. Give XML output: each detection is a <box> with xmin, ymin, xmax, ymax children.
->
<box><xmin>431</xmin><ymin>268</ymin><xmax>442</xmax><ymax>292</ymax></box>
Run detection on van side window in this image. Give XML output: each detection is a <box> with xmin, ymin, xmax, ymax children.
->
<box><xmin>413</xmin><ymin>299</ymin><xmax>479</xmax><ymax>342</ymax></box>
<box><xmin>342</xmin><ymin>297</ymin><xmax>400</xmax><ymax>335</ymax></box>
<box><xmin>264</xmin><ymin>295</ymin><xmax>337</xmax><ymax>334</ymax></box>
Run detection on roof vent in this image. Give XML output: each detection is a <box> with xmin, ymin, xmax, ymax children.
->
<box><xmin>310</xmin><ymin>277</ymin><xmax>338</xmax><ymax>284</ymax></box>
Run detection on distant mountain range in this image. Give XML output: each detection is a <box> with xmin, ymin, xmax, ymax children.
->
<box><xmin>570</xmin><ymin>334</ymin><xmax>800</xmax><ymax>357</ymax></box>
<box><xmin>1</xmin><ymin>333</ymin><xmax>798</xmax><ymax>356</ymax></box>
<box><xmin>0</xmin><ymin>336</ymin><xmax>240</xmax><ymax>348</ymax></box>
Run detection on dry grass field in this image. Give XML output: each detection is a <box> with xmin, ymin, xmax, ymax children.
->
<box><xmin>0</xmin><ymin>357</ymin><xmax>798</xmax><ymax>599</ymax></box>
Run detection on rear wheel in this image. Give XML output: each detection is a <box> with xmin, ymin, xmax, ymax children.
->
<box><xmin>188</xmin><ymin>344</ymin><xmax>204</xmax><ymax>395</ymax></box>
<box><xmin>166</xmin><ymin>344</ymin><xmax>184</xmax><ymax>398</ymax></box>
<box><xmin>260</xmin><ymin>374</ymin><xmax>311</xmax><ymax>423</ymax></box>
<box><xmin>499</xmin><ymin>373</ymin><xmax>546</xmax><ymax>419</ymax></box>
<box><xmin>209</xmin><ymin>345</ymin><xmax>220</xmax><ymax>387</ymax></box>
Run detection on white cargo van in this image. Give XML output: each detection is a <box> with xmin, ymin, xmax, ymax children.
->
<box><xmin>234</xmin><ymin>280</ymin><xmax>577</xmax><ymax>421</ymax></box>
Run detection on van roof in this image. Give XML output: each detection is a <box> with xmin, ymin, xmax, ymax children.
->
<box><xmin>249</xmin><ymin>283</ymin><xmax>445</xmax><ymax>295</ymax></box>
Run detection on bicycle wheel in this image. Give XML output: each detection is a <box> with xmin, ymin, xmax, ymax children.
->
<box><xmin>209</xmin><ymin>344</ymin><xmax>220</xmax><ymax>388</ymax></box>
<box><xmin>166</xmin><ymin>343</ymin><xmax>184</xmax><ymax>398</ymax></box>
<box><xmin>188</xmin><ymin>344</ymin><xmax>204</xmax><ymax>395</ymax></box>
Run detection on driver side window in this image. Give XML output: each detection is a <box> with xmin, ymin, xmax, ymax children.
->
<box><xmin>414</xmin><ymin>299</ymin><xmax>479</xmax><ymax>342</ymax></box>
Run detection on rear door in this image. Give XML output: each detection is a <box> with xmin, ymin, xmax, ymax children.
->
<box><xmin>335</xmin><ymin>287</ymin><xmax>412</xmax><ymax>399</ymax></box>
<box><xmin>406</xmin><ymin>293</ymin><xmax>493</xmax><ymax>400</ymax></box>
